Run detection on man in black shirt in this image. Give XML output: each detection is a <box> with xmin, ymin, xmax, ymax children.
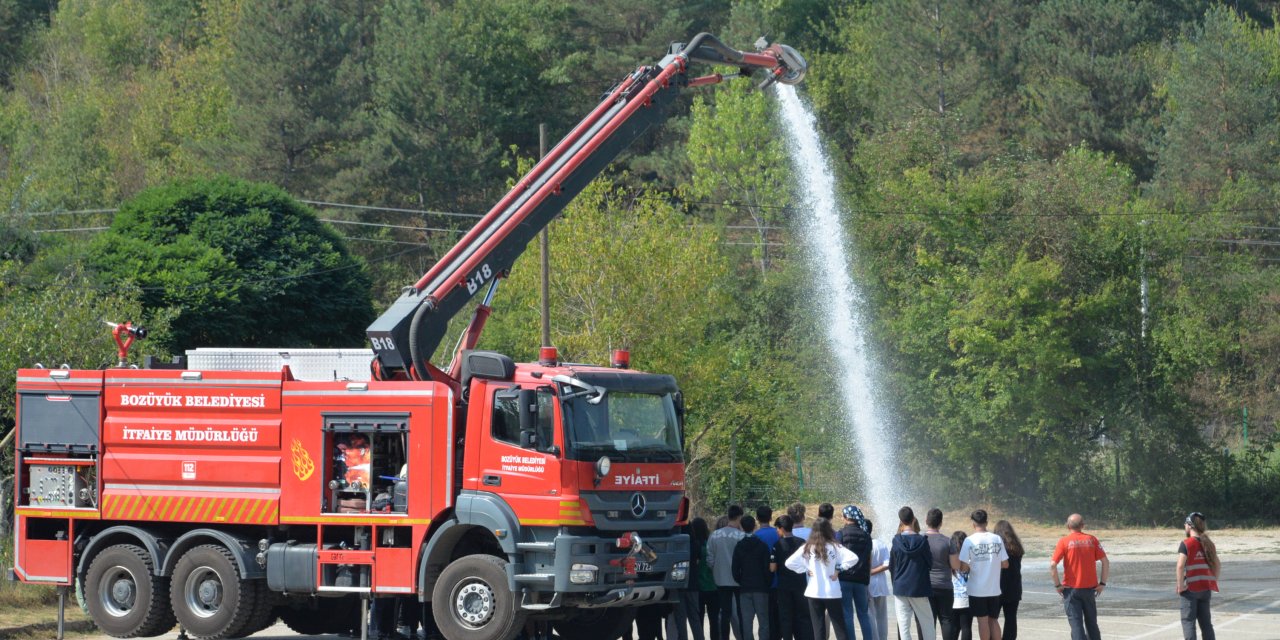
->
<box><xmin>770</xmin><ymin>516</ymin><xmax>812</xmax><ymax>640</ymax></box>
<box><xmin>733</xmin><ymin>516</ymin><xmax>773</xmax><ymax>640</ymax></box>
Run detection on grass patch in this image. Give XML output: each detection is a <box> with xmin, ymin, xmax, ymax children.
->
<box><xmin>0</xmin><ymin>543</ymin><xmax>93</xmax><ymax>638</ymax></box>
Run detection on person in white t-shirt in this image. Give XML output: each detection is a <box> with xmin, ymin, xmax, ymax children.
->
<box><xmin>866</xmin><ymin>520</ymin><xmax>891</xmax><ymax>640</ymax></box>
<box><xmin>956</xmin><ymin>510</ymin><xmax>1009</xmax><ymax>640</ymax></box>
<box><xmin>785</xmin><ymin>517</ymin><xmax>858</xmax><ymax>640</ymax></box>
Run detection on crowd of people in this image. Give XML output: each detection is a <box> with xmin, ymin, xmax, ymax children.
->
<box><xmin>649</xmin><ymin>504</ymin><xmax>1221</xmax><ymax>640</ymax></box>
<box><xmin>363</xmin><ymin>504</ymin><xmax>1222</xmax><ymax>640</ymax></box>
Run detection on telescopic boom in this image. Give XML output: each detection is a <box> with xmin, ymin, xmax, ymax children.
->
<box><xmin>366</xmin><ymin>34</ymin><xmax>807</xmax><ymax>381</ymax></box>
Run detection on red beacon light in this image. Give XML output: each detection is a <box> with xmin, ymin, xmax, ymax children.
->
<box><xmin>539</xmin><ymin>346</ymin><xmax>559</xmax><ymax>366</ymax></box>
<box><xmin>611</xmin><ymin>349</ymin><xmax>630</xmax><ymax>369</ymax></box>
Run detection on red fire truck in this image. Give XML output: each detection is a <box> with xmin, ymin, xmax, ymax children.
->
<box><xmin>9</xmin><ymin>34</ymin><xmax>805</xmax><ymax>640</ymax></box>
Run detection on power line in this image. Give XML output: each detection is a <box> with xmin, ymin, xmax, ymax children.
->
<box><xmin>17</xmin><ymin>208</ymin><xmax>118</xmax><ymax>217</ymax></box>
<box><xmin>340</xmin><ymin>235</ymin><xmax>430</xmax><ymax>244</ymax></box>
<box><xmin>33</xmin><ymin>226</ymin><xmax>110</xmax><ymax>233</ymax></box>
<box><xmin>300</xmin><ymin>199</ymin><xmax>481</xmax><ymax>219</ymax></box>
<box><xmin>17</xmin><ymin>197</ymin><xmax>1280</xmax><ymax>224</ymax></box>
<box><xmin>318</xmin><ymin>218</ymin><xmax>465</xmax><ymax>235</ymax></box>
<box><xmin>1191</xmin><ymin>237</ymin><xmax>1280</xmax><ymax>248</ymax></box>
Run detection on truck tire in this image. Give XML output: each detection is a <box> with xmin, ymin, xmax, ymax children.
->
<box><xmin>432</xmin><ymin>554</ymin><xmax>525</xmax><ymax>640</ymax></box>
<box><xmin>235</xmin><ymin>582</ymin><xmax>278</xmax><ymax>637</ymax></box>
<box><xmin>84</xmin><ymin>543</ymin><xmax>176</xmax><ymax>638</ymax></box>
<box><xmin>169</xmin><ymin>545</ymin><xmax>256</xmax><ymax>639</ymax></box>
<box><xmin>553</xmin><ymin>608</ymin><xmax>636</xmax><ymax>640</ymax></box>
<box><xmin>279</xmin><ymin>596</ymin><xmax>358</xmax><ymax>635</ymax></box>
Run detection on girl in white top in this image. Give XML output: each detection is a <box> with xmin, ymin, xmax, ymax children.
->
<box><xmin>867</xmin><ymin>521</ymin><xmax>891</xmax><ymax>640</ymax></box>
<box><xmin>785</xmin><ymin>517</ymin><xmax>858</xmax><ymax>640</ymax></box>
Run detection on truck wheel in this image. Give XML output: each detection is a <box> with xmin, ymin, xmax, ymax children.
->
<box><xmin>169</xmin><ymin>545</ymin><xmax>255</xmax><ymax>639</ymax></box>
<box><xmin>279</xmin><ymin>596</ymin><xmax>358</xmax><ymax>635</ymax></box>
<box><xmin>553</xmin><ymin>608</ymin><xmax>636</xmax><ymax>640</ymax></box>
<box><xmin>84</xmin><ymin>543</ymin><xmax>176</xmax><ymax>637</ymax></box>
<box><xmin>236</xmin><ymin>582</ymin><xmax>278</xmax><ymax>636</ymax></box>
<box><xmin>432</xmin><ymin>554</ymin><xmax>525</xmax><ymax>640</ymax></box>
<box><xmin>75</xmin><ymin>574</ymin><xmax>89</xmax><ymax>614</ymax></box>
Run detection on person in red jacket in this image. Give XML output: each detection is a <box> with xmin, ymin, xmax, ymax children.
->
<box><xmin>1176</xmin><ymin>512</ymin><xmax>1220</xmax><ymax>640</ymax></box>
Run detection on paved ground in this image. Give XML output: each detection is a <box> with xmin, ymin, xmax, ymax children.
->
<box><xmin>1004</xmin><ymin>555</ymin><xmax>1279</xmax><ymax>639</ymax></box>
<box><xmin>76</xmin><ymin>554</ymin><xmax>1279</xmax><ymax>640</ymax></box>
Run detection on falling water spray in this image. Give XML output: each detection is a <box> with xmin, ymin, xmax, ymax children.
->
<box><xmin>774</xmin><ymin>84</ymin><xmax>909</xmax><ymax>532</ymax></box>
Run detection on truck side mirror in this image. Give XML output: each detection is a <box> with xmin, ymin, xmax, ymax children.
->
<box><xmin>518</xmin><ymin>388</ymin><xmax>537</xmax><ymax>448</ymax></box>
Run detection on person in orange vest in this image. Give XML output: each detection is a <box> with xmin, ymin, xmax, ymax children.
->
<box><xmin>1176</xmin><ymin>512</ymin><xmax>1220</xmax><ymax>640</ymax></box>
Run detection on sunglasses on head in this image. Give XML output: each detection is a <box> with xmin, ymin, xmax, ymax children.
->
<box><xmin>1185</xmin><ymin>512</ymin><xmax>1205</xmax><ymax>526</ymax></box>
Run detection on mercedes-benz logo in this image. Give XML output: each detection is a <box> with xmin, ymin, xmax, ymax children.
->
<box><xmin>629</xmin><ymin>492</ymin><xmax>647</xmax><ymax>518</ymax></box>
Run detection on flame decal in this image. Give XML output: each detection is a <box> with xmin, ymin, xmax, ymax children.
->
<box><xmin>291</xmin><ymin>438</ymin><xmax>315</xmax><ymax>481</ymax></box>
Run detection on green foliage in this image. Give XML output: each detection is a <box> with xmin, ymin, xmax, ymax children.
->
<box><xmin>357</xmin><ymin>0</ymin><xmax>575</xmax><ymax>210</ymax></box>
<box><xmin>0</xmin><ymin>0</ymin><xmax>51</xmax><ymax>88</ymax></box>
<box><xmin>1019</xmin><ymin>0</ymin><xmax>1165</xmax><ymax>176</ymax></box>
<box><xmin>0</xmin><ymin>261</ymin><xmax>174</xmax><ymax>434</ymax></box>
<box><xmin>86</xmin><ymin>176</ymin><xmax>374</xmax><ymax>350</ymax></box>
<box><xmin>0</xmin><ymin>0</ymin><xmax>1278</xmax><ymax>522</ymax></box>
<box><xmin>1153</xmin><ymin>6</ymin><xmax>1280</xmax><ymax>202</ymax></box>
<box><xmin>686</xmin><ymin>80</ymin><xmax>790</xmax><ymax>272</ymax></box>
<box><xmin>220</xmin><ymin>1</ymin><xmax>376</xmax><ymax>195</ymax></box>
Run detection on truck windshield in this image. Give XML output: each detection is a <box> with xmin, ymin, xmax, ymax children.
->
<box><xmin>562</xmin><ymin>391</ymin><xmax>683</xmax><ymax>463</ymax></box>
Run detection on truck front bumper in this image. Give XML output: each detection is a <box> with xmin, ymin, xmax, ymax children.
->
<box><xmin>518</xmin><ymin>531</ymin><xmax>690</xmax><ymax>608</ymax></box>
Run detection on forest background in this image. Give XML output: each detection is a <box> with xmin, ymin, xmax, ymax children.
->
<box><xmin>1</xmin><ymin>0</ymin><xmax>1279</xmax><ymax>527</ymax></box>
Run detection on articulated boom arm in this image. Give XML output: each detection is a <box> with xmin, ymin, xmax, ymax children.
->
<box><xmin>366</xmin><ymin>34</ymin><xmax>807</xmax><ymax>381</ymax></box>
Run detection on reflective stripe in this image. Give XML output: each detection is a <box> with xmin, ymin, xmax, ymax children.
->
<box><xmin>105</xmin><ymin>483</ymin><xmax>280</xmax><ymax>494</ymax></box>
<box><xmin>446</xmin><ymin>388</ymin><xmax>454</xmax><ymax>508</ymax></box>
<box><xmin>17</xmin><ymin>376</ymin><xmax>102</xmax><ymax>385</ymax></box>
<box><xmin>106</xmin><ymin>377</ymin><xmax>279</xmax><ymax>385</ymax></box>
<box><xmin>282</xmin><ymin>389</ymin><xmax>434</xmax><ymax>397</ymax></box>
<box><xmin>13</xmin><ymin>564</ymin><xmax>68</xmax><ymax>583</ymax></box>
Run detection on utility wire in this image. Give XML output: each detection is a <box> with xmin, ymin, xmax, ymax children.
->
<box><xmin>318</xmin><ymin>218</ymin><xmax>465</xmax><ymax>235</ymax></box>
<box><xmin>16</xmin><ymin>198</ymin><xmax>1280</xmax><ymax>221</ymax></box>
<box><xmin>33</xmin><ymin>226</ymin><xmax>110</xmax><ymax>233</ymax></box>
<box><xmin>300</xmin><ymin>199</ymin><xmax>482</xmax><ymax>219</ymax></box>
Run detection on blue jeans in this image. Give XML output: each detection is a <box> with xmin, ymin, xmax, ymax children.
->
<box><xmin>1061</xmin><ymin>587</ymin><xmax>1101</xmax><ymax>640</ymax></box>
<box><xmin>839</xmin><ymin>581</ymin><xmax>876</xmax><ymax>639</ymax></box>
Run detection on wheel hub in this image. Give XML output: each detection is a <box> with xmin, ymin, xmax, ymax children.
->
<box><xmin>110</xmin><ymin>578</ymin><xmax>135</xmax><ymax>607</ymax></box>
<box><xmin>454</xmin><ymin>581</ymin><xmax>495</xmax><ymax>627</ymax></box>
<box><xmin>198</xmin><ymin>578</ymin><xmax>222</xmax><ymax>607</ymax></box>
<box><xmin>98</xmin><ymin>567</ymin><xmax>138</xmax><ymax>618</ymax></box>
<box><xmin>184</xmin><ymin>567</ymin><xmax>223</xmax><ymax>618</ymax></box>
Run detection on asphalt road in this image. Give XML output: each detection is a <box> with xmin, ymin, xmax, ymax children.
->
<box><xmin>78</xmin><ymin>556</ymin><xmax>1280</xmax><ymax>640</ymax></box>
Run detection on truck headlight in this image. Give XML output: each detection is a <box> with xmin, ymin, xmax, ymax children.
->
<box><xmin>570</xmin><ymin>563</ymin><xmax>599</xmax><ymax>584</ymax></box>
<box><xmin>670</xmin><ymin>561</ymin><xmax>689</xmax><ymax>583</ymax></box>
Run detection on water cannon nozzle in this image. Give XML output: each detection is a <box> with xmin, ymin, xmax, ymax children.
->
<box><xmin>767</xmin><ymin>43</ymin><xmax>807</xmax><ymax>86</ymax></box>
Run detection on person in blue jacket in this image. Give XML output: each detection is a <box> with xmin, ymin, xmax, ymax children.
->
<box><xmin>891</xmin><ymin>507</ymin><xmax>935</xmax><ymax>640</ymax></box>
